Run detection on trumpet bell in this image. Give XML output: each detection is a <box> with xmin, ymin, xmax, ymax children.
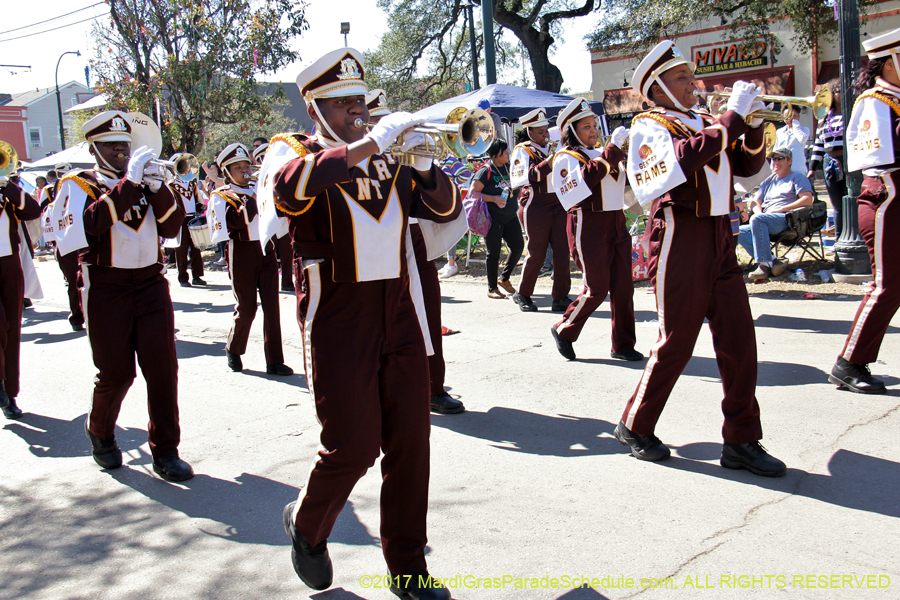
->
<box><xmin>443</xmin><ymin>107</ymin><xmax>495</xmax><ymax>158</ymax></box>
<box><xmin>0</xmin><ymin>140</ymin><xmax>19</xmax><ymax>178</ymax></box>
<box><xmin>173</xmin><ymin>154</ymin><xmax>200</xmax><ymax>181</ymax></box>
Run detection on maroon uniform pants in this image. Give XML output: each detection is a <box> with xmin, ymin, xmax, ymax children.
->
<box><xmin>0</xmin><ymin>254</ymin><xmax>24</xmax><ymax>399</ymax></box>
<box><xmin>517</xmin><ymin>195</ymin><xmax>571</xmax><ymax>299</ymax></box>
<box><xmin>411</xmin><ymin>224</ymin><xmax>445</xmax><ymax>395</ymax></box>
<box><xmin>56</xmin><ymin>249</ymin><xmax>84</xmax><ymax>327</ymax></box>
<box><xmin>275</xmin><ymin>234</ymin><xmax>293</xmax><ymax>290</ymax></box>
<box><xmin>175</xmin><ymin>216</ymin><xmax>204</xmax><ymax>283</ymax></box>
<box><xmin>621</xmin><ymin>205</ymin><xmax>763</xmax><ymax>444</ymax></box>
<box><xmin>226</xmin><ymin>239</ymin><xmax>284</xmax><ymax>365</ymax></box>
<box><xmin>82</xmin><ymin>264</ymin><xmax>180</xmax><ymax>456</ymax></box>
<box><xmin>556</xmin><ymin>209</ymin><xmax>636</xmax><ymax>349</ymax></box>
<box><xmin>841</xmin><ymin>193</ymin><xmax>900</xmax><ymax>364</ymax></box>
<box><xmin>292</xmin><ymin>261</ymin><xmax>430</xmax><ymax>575</ymax></box>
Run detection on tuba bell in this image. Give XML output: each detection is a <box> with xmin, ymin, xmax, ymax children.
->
<box><xmin>0</xmin><ymin>140</ymin><xmax>19</xmax><ymax>179</ymax></box>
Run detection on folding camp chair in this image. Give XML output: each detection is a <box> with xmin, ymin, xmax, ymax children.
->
<box><xmin>770</xmin><ymin>200</ymin><xmax>829</xmax><ymax>262</ymax></box>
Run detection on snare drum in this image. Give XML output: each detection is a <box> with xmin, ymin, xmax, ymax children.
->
<box><xmin>188</xmin><ymin>215</ymin><xmax>213</xmax><ymax>250</ymax></box>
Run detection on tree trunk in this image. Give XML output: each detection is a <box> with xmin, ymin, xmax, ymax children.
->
<box><xmin>492</xmin><ymin>9</ymin><xmax>564</xmax><ymax>92</ymax></box>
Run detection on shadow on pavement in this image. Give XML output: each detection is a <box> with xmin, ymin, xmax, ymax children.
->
<box><xmin>311</xmin><ymin>589</ymin><xmax>370</xmax><ymax>600</ymax></box>
<box><xmin>432</xmin><ymin>407</ymin><xmax>620</xmax><ymax>457</ymax></box>
<box><xmin>755</xmin><ymin>313</ymin><xmax>900</xmax><ymax>335</ymax></box>
<box><xmin>3</xmin><ymin>413</ymin><xmax>146</xmax><ymax>459</ymax></box>
<box><xmin>175</xmin><ymin>337</ymin><xmax>224</xmax><ymax>360</ymax></box>
<box><xmin>240</xmin><ymin>369</ymin><xmax>308</xmax><ymax>388</ymax></box>
<box><xmin>172</xmin><ymin>301</ymin><xmax>234</xmax><ymax>314</ymax></box>
<box><xmin>680</xmin><ymin>356</ymin><xmax>828</xmax><ymax>386</ymax></box>
<box><xmin>22</xmin><ymin>309</ymin><xmax>70</xmax><ymax>327</ymax></box>
<box><xmin>20</xmin><ymin>330</ymin><xmax>86</xmax><ymax>344</ymax></box>
<box><xmin>657</xmin><ymin>448</ymin><xmax>900</xmax><ymax>519</ymax></box>
<box><xmin>556</xmin><ymin>586</ymin><xmax>612</xmax><ymax>599</ymax></box>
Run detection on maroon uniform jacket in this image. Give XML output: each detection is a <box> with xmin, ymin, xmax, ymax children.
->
<box><xmin>1</xmin><ymin>182</ymin><xmax>42</xmax><ymax>255</ymax></box>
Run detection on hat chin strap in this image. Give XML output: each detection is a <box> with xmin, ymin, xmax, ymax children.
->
<box><xmin>90</xmin><ymin>141</ymin><xmax>124</xmax><ymax>174</ymax></box>
<box><xmin>656</xmin><ymin>78</ymin><xmax>692</xmax><ymax>112</ymax></box>
<box><xmin>311</xmin><ymin>100</ymin><xmax>348</xmax><ymax>146</ymax></box>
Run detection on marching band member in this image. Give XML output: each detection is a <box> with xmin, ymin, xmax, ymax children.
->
<box><xmin>616</xmin><ymin>41</ymin><xmax>786</xmax><ymax>477</ymax></box>
<box><xmin>54</xmin><ymin>111</ymin><xmax>193</xmax><ymax>481</ymax></box>
<box><xmin>0</xmin><ymin>170</ymin><xmax>41</xmax><ymax>418</ymax></box>
<box><xmin>41</xmin><ymin>164</ymin><xmax>84</xmax><ymax>331</ymax></box>
<box><xmin>210</xmin><ymin>143</ymin><xmax>291</xmax><ymax>376</ymax></box>
<box><xmin>168</xmin><ymin>153</ymin><xmax>207</xmax><ymax>287</ymax></box>
<box><xmin>366</xmin><ymin>87</ymin><xmax>465</xmax><ymax>415</ymax></box>
<box><xmin>265</xmin><ymin>48</ymin><xmax>459</xmax><ymax>598</ymax></box>
<box><xmin>831</xmin><ymin>27</ymin><xmax>900</xmax><ymax>394</ymax></box>
<box><xmin>510</xmin><ymin>107</ymin><xmax>572</xmax><ymax>312</ymax></box>
<box><xmin>548</xmin><ymin>98</ymin><xmax>641</xmax><ymax>363</ymax></box>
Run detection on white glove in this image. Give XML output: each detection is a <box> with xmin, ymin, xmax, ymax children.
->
<box><xmin>365</xmin><ymin>112</ymin><xmax>425</xmax><ymax>154</ymax></box>
<box><xmin>747</xmin><ymin>101</ymin><xmax>770</xmax><ymax>128</ymax></box>
<box><xmin>726</xmin><ymin>81</ymin><xmax>760</xmax><ymax>118</ymax></box>
<box><xmin>126</xmin><ymin>146</ymin><xmax>156</xmax><ymax>185</ymax></box>
<box><xmin>398</xmin><ymin>130</ymin><xmax>433</xmax><ymax>171</ymax></box>
<box><xmin>142</xmin><ymin>163</ymin><xmax>166</xmax><ymax>193</ymax></box>
<box><xmin>610</xmin><ymin>126</ymin><xmax>629</xmax><ymax>149</ymax></box>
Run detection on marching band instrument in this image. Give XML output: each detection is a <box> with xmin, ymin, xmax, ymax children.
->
<box><xmin>354</xmin><ymin>107</ymin><xmax>495</xmax><ymax>164</ymax></box>
<box><xmin>763</xmin><ymin>122</ymin><xmax>778</xmax><ymax>155</ymax></box>
<box><xmin>692</xmin><ymin>87</ymin><xmax>832</xmax><ymax>122</ymax></box>
<box><xmin>0</xmin><ymin>140</ymin><xmax>18</xmax><ymax>179</ymax></box>
<box><xmin>159</xmin><ymin>153</ymin><xmax>200</xmax><ymax>182</ymax></box>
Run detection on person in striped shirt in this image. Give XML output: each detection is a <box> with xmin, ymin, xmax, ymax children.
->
<box><xmin>807</xmin><ymin>79</ymin><xmax>845</xmax><ymax>237</ymax></box>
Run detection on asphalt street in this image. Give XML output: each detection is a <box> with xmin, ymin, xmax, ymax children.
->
<box><xmin>2</xmin><ymin>258</ymin><xmax>898</xmax><ymax>600</ymax></box>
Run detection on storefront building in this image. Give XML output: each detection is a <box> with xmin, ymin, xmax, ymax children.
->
<box><xmin>591</xmin><ymin>1</ymin><xmax>900</xmax><ymax>131</ymax></box>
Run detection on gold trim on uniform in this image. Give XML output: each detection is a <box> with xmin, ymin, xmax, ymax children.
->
<box><xmin>632</xmin><ymin>112</ymin><xmax>693</xmax><ymax>138</ymax></box>
<box><xmin>854</xmin><ymin>90</ymin><xmax>900</xmax><ymax>118</ymax></box>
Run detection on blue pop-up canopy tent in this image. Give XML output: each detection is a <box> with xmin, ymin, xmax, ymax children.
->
<box><xmin>413</xmin><ymin>83</ymin><xmax>607</xmax><ymax>133</ymax></box>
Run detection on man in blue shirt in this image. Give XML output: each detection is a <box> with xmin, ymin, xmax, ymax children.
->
<box><xmin>738</xmin><ymin>147</ymin><xmax>814</xmax><ymax>280</ymax></box>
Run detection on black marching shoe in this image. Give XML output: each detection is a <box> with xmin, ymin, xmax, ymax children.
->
<box><xmin>0</xmin><ymin>380</ymin><xmax>10</xmax><ymax>409</ymax></box>
<box><xmin>84</xmin><ymin>418</ymin><xmax>123</xmax><ymax>469</ymax></box>
<box><xmin>550</xmin><ymin>297</ymin><xmax>572</xmax><ymax>313</ymax></box>
<box><xmin>390</xmin><ymin>570</ymin><xmax>451</xmax><ymax>600</ymax></box>
<box><xmin>550</xmin><ymin>325</ymin><xmax>576</xmax><ymax>360</ymax></box>
<box><xmin>829</xmin><ymin>357</ymin><xmax>887</xmax><ymax>394</ymax></box>
<box><xmin>611</xmin><ymin>348</ymin><xmax>645</xmax><ymax>361</ymax></box>
<box><xmin>72</xmin><ymin>322</ymin><xmax>85</xmax><ymax>332</ymax></box>
<box><xmin>192</xmin><ymin>277</ymin><xmax>207</xmax><ymax>286</ymax></box>
<box><xmin>179</xmin><ymin>280</ymin><xmax>192</xmax><ymax>287</ymax></box>
<box><xmin>430</xmin><ymin>392</ymin><xmax>465</xmax><ymax>414</ymax></box>
<box><xmin>2</xmin><ymin>397</ymin><xmax>23</xmax><ymax>419</ymax></box>
<box><xmin>281</xmin><ymin>285</ymin><xmax>295</xmax><ymax>293</ymax></box>
<box><xmin>614</xmin><ymin>420</ymin><xmax>671</xmax><ymax>461</ymax></box>
<box><xmin>266</xmin><ymin>363</ymin><xmax>294</xmax><ymax>376</ymax></box>
<box><xmin>283</xmin><ymin>502</ymin><xmax>333</xmax><ymax>590</ymax></box>
<box><xmin>721</xmin><ymin>441</ymin><xmax>786</xmax><ymax>477</ymax></box>
<box><xmin>226</xmin><ymin>350</ymin><xmax>243</xmax><ymax>372</ymax></box>
<box><xmin>511</xmin><ymin>292</ymin><xmax>538</xmax><ymax>312</ymax></box>
<box><xmin>152</xmin><ymin>454</ymin><xmax>194</xmax><ymax>482</ymax></box>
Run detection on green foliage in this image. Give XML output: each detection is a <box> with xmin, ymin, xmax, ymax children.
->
<box><xmin>587</xmin><ymin>0</ymin><xmax>877</xmax><ymax>59</ymax></box>
<box><xmin>199</xmin><ymin>105</ymin><xmax>298</xmax><ymax>164</ymax></box>
<box><xmin>65</xmin><ymin>109</ymin><xmax>103</xmax><ymax>148</ymax></box>
<box><xmin>368</xmin><ymin>0</ymin><xmax>600</xmax><ymax>98</ymax></box>
<box><xmin>90</xmin><ymin>0</ymin><xmax>308</xmax><ymax>155</ymax></box>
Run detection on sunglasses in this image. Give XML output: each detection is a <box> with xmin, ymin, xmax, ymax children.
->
<box><xmin>770</xmin><ymin>156</ymin><xmax>788</xmax><ymax>162</ymax></box>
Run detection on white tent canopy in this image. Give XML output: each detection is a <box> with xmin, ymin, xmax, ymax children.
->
<box><xmin>24</xmin><ymin>142</ymin><xmax>94</xmax><ymax>171</ymax></box>
<box><xmin>65</xmin><ymin>94</ymin><xmax>106</xmax><ymax>113</ymax></box>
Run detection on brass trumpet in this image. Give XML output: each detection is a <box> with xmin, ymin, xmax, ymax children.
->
<box><xmin>355</xmin><ymin>107</ymin><xmax>495</xmax><ymax>165</ymax></box>
<box><xmin>0</xmin><ymin>140</ymin><xmax>18</xmax><ymax>179</ymax></box>
<box><xmin>157</xmin><ymin>153</ymin><xmax>200</xmax><ymax>182</ymax></box>
<box><xmin>693</xmin><ymin>87</ymin><xmax>832</xmax><ymax>121</ymax></box>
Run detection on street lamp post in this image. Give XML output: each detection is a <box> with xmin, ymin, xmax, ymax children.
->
<box><xmin>482</xmin><ymin>0</ymin><xmax>496</xmax><ymax>85</ymax></box>
<box><xmin>467</xmin><ymin>2</ymin><xmax>480</xmax><ymax>90</ymax></box>
<box><xmin>340</xmin><ymin>22</ymin><xmax>350</xmax><ymax>48</ymax></box>
<box><xmin>833</xmin><ymin>0</ymin><xmax>870</xmax><ymax>279</ymax></box>
<box><xmin>55</xmin><ymin>50</ymin><xmax>81</xmax><ymax>152</ymax></box>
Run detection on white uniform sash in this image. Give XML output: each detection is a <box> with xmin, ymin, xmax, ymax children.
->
<box><xmin>51</xmin><ymin>173</ymin><xmax>90</xmax><ymax>257</ymax></box>
<box><xmin>627</xmin><ymin>116</ymin><xmax>688</xmax><ymax>207</ymax></box>
<box><xmin>257</xmin><ymin>138</ymin><xmax>296</xmax><ymax>251</ymax></box>
<box><xmin>847</xmin><ymin>93</ymin><xmax>897</xmax><ymax>174</ymax></box>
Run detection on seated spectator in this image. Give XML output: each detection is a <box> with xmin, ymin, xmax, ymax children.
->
<box><xmin>737</xmin><ymin>147</ymin><xmax>813</xmax><ymax>280</ymax></box>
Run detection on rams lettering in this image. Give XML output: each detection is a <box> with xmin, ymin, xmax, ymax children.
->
<box><xmin>58</xmin><ymin>213</ymin><xmax>74</xmax><ymax>230</ymax></box>
<box><xmin>852</xmin><ymin>138</ymin><xmax>882</xmax><ymax>152</ymax></box>
<box><xmin>558</xmin><ymin>177</ymin><xmax>579</xmax><ymax>195</ymax></box>
<box><xmin>634</xmin><ymin>161</ymin><xmax>668</xmax><ymax>186</ymax></box>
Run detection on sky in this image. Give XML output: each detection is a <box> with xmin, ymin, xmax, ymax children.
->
<box><xmin>0</xmin><ymin>1</ymin><xmax>597</xmax><ymax>98</ymax></box>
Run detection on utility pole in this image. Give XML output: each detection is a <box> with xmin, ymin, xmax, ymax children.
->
<box><xmin>467</xmin><ymin>3</ymin><xmax>480</xmax><ymax>89</ymax></box>
<box><xmin>833</xmin><ymin>0</ymin><xmax>870</xmax><ymax>280</ymax></box>
<box><xmin>482</xmin><ymin>0</ymin><xmax>496</xmax><ymax>85</ymax></box>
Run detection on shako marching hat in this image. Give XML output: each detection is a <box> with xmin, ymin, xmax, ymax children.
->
<box><xmin>365</xmin><ymin>88</ymin><xmax>391</xmax><ymax>118</ymax></box>
<box><xmin>296</xmin><ymin>48</ymin><xmax>368</xmax><ymax>104</ymax></box>
<box><xmin>631</xmin><ymin>40</ymin><xmax>696</xmax><ymax>99</ymax></box>
<box><xmin>82</xmin><ymin>111</ymin><xmax>133</xmax><ymax>143</ymax></box>
<box><xmin>557</xmin><ymin>97</ymin><xmax>596</xmax><ymax>132</ymax></box>
<box><xmin>863</xmin><ymin>26</ymin><xmax>900</xmax><ymax>59</ymax></box>
<box><xmin>216</xmin><ymin>143</ymin><xmax>252</xmax><ymax>171</ymax></box>
<box><xmin>519</xmin><ymin>108</ymin><xmax>549</xmax><ymax>128</ymax></box>
<box><xmin>252</xmin><ymin>143</ymin><xmax>269</xmax><ymax>163</ymax></box>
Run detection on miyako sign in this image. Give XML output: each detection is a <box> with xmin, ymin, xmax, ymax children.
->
<box><xmin>693</xmin><ymin>40</ymin><xmax>769</xmax><ymax>75</ymax></box>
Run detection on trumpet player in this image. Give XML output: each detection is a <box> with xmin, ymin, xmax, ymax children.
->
<box><xmin>548</xmin><ymin>99</ymin><xmax>641</xmax><ymax>363</ymax></box>
<box><xmin>830</xmin><ymin>27</ymin><xmax>900</xmax><ymax>394</ymax></box>
<box><xmin>168</xmin><ymin>153</ymin><xmax>207</xmax><ymax>287</ymax></box>
<box><xmin>616</xmin><ymin>41</ymin><xmax>786</xmax><ymax>477</ymax></box>
<box><xmin>0</xmin><ymin>154</ymin><xmax>41</xmax><ymax>418</ymax></box>
<box><xmin>53</xmin><ymin>111</ymin><xmax>193</xmax><ymax>481</ymax></box>
<box><xmin>266</xmin><ymin>48</ymin><xmax>459</xmax><ymax>598</ymax></box>
<box><xmin>211</xmin><ymin>143</ymin><xmax>291</xmax><ymax>376</ymax></box>
<box><xmin>509</xmin><ymin>107</ymin><xmax>572</xmax><ymax>312</ymax></box>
